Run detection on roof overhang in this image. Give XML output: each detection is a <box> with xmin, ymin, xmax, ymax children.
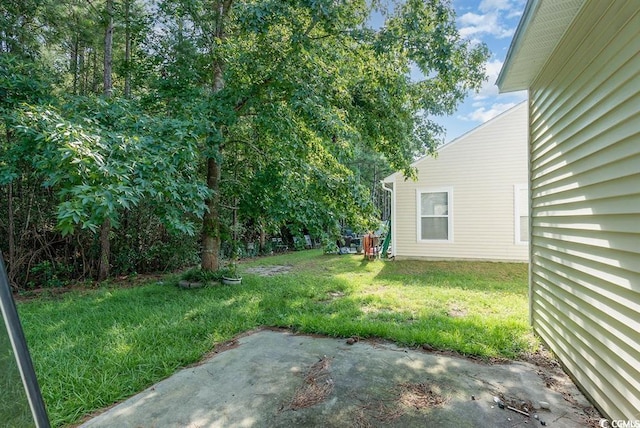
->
<box><xmin>496</xmin><ymin>0</ymin><xmax>586</xmax><ymax>93</ymax></box>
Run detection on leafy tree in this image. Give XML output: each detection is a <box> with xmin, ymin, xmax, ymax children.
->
<box><xmin>11</xmin><ymin>97</ymin><xmax>209</xmax><ymax>237</ymax></box>
<box><xmin>151</xmin><ymin>0</ymin><xmax>488</xmax><ymax>270</ymax></box>
<box><xmin>0</xmin><ymin>47</ymin><xmax>56</xmax><ymax>285</ymax></box>
<box><xmin>1</xmin><ymin>0</ymin><xmax>489</xmax><ymax>286</ymax></box>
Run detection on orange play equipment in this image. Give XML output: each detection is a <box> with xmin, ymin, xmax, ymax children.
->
<box><xmin>362</xmin><ymin>233</ymin><xmax>379</xmax><ymax>260</ymax></box>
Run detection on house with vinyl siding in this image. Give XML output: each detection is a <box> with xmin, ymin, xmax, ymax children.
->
<box><xmin>382</xmin><ymin>101</ymin><xmax>529</xmax><ymax>262</ymax></box>
<box><xmin>497</xmin><ymin>0</ymin><xmax>640</xmax><ymax>420</ymax></box>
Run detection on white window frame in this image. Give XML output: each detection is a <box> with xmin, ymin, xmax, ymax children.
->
<box><xmin>416</xmin><ymin>188</ymin><xmax>453</xmax><ymax>243</ymax></box>
<box><xmin>514</xmin><ymin>184</ymin><xmax>529</xmax><ymax>245</ymax></box>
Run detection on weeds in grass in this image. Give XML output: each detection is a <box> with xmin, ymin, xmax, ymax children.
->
<box><xmin>17</xmin><ymin>250</ymin><xmax>535</xmax><ymax>426</ymax></box>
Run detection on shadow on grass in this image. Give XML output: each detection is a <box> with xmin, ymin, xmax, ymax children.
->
<box><xmin>371</xmin><ymin>258</ymin><xmax>529</xmax><ymax>294</ymax></box>
<box><xmin>18</xmin><ymin>253</ymin><xmax>533</xmax><ymax>426</ymax></box>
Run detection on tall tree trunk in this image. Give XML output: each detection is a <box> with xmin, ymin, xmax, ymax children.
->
<box><xmin>98</xmin><ymin>218</ymin><xmax>111</xmax><ymax>280</ymax></box>
<box><xmin>79</xmin><ymin>47</ymin><xmax>85</xmax><ymax>95</ymax></box>
<box><xmin>6</xmin><ymin>126</ymin><xmax>15</xmax><ymax>283</ymax></box>
<box><xmin>124</xmin><ymin>0</ymin><xmax>132</xmax><ymax>98</ymax></box>
<box><xmin>7</xmin><ymin>182</ymin><xmax>15</xmax><ymax>277</ymax></box>
<box><xmin>72</xmin><ymin>35</ymin><xmax>79</xmax><ymax>94</ymax></box>
<box><xmin>92</xmin><ymin>49</ymin><xmax>100</xmax><ymax>93</ymax></box>
<box><xmin>201</xmin><ymin>158</ymin><xmax>221</xmax><ymax>270</ymax></box>
<box><xmin>98</xmin><ymin>0</ymin><xmax>114</xmax><ymax>280</ymax></box>
<box><xmin>259</xmin><ymin>219</ymin><xmax>266</xmax><ymax>253</ymax></box>
<box><xmin>103</xmin><ymin>0</ymin><xmax>114</xmax><ymax>97</ymax></box>
<box><xmin>200</xmin><ymin>0</ymin><xmax>232</xmax><ymax>271</ymax></box>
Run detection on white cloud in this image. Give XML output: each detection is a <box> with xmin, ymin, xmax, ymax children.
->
<box><xmin>457</xmin><ymin>0</ymin><xmax>525</xmax><ymax>41</ymax></box>
<box><xmin>506</xmin><ymin>8</ymin><xmax>524</xmax><ymax>19</ymax></box>
<box><xmin>463</xmin><ymin>102</ymin><xmax>517</xmax><ymax>122</ymax></box>
<box><xmin>479</xmin><ymin>0</ymin><xmax>513</xmax><ymax>13</ymax></box>
<box><xmin>459</xmin><ymin>90</ymin><xmax>527</xmax><ymax>123</ymax></box>
<box><xmin>458</xmin><ymin>12</ymin><xmax>515</xmax><ymax>39</ymax></box>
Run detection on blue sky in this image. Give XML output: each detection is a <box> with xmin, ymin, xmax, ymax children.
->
<box><xmin>434</xmin><ymin>0</ymin><xmax>528</xmax><ymax>142</ymax></box>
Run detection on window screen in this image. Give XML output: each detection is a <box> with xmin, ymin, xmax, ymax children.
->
<box><xmin>420</xmin><ymin>191</ymin><xmax>450</xmax><ymax>240</ymax></box>
<box><xmin>0</xmin><ymin>254</ymin><xmax>50</xmax><ymax>427</ymax></box>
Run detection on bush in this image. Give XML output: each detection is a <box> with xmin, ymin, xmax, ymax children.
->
<box><xmin>322</xmin><ymin>236</ymin><xmax>339</xmax><ymax>255</ymax></box>
<box><xmin>293</xmin><ymin>236</ymin><xmax>307</xmax><ymax>251</ymax></box>
<box><xmin>260</xmin><ymin>240</ymin><xmax>273</xmax><ymax>255</ymax></box>
<box><xmin>180</xmin><ymin>267</ymin><xmax>225</xmax><ymax>283</ymax></box>
<box><xmin>28</xmin><ymin>261</ymin><xmax>72</xmax><ymax>288</ymax></box>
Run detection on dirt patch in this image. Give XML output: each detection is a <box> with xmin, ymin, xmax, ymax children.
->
<box><xmin>356</xmin><ymin>382</ymin><xmax>448</xmax><ymax>424</ymax></box>
<box><xmin>447</xmin><ymin>305</ymin><xmax>467</xmax><ymax>317</ymax></box>
<box><xmin>397</xmin><ymin>382</ymin><xmax>448</xmax><ymax>410</ymax></box>
<box><xmin>285</xmin><ymin>357</ymin><xmax>334</xmax><ymax>410</ymax></box>
<box><xmin>317</xmin><ymin>291</ymin><xmax>346</xmax><ymax>304</ymax></box>
<box><xmin>245</xmin><ymin>265</ymin><xmax>292</xmax><ymax>276</ymax></box>
<box><xmin>520</xmin><ymin>345</ymin><xmax>561</xmax><ymax>370</ymax></box>
<box><xmin>521</xmin><ymin>345</ymin><xmax>600</xmax><ymax>423</ymax></box>
<box><xmin>352</xmin><ymin>406</ymin><xmax>374</xmax><ymax>428</ymax></box>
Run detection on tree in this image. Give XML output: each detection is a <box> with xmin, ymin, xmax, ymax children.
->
<box><xmin>151</xmin><ymin>0</ymin><xmax>488</xmax><ymax>270</ymax></box>
<box><xmin>98</xmin><ymin>0</ymin><xmax>115</xmax><ymax>280</ymax></box>
<box><xmin>1</xmin><ymin>0</ymin><xmax>489</xmax><ymax>287</ymax></box>
<box><xmin>1</xmin><ymin>0</ymin><xmax>209</xmax><ymax>286</ymax></box>
<box><xmin>11</xmin><ymin>97</ymin><xmax>209</xmax><ymax>245</ymax></box>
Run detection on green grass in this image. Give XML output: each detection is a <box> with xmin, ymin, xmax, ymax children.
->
<box><xmin>1</xmin><ymin>322</ymin><xmax>35</xmax><ymax>428</ymax></box>
<box><xmin>17</xmin><ymin>250</ymin><xmax>537</xmax><ymax>426</ymax></box>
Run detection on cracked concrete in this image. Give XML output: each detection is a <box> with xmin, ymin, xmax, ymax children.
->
<box><xmin>80</xmin><ymin>329</ymin><xmax>597</xmax><ymax>427</ymax></box>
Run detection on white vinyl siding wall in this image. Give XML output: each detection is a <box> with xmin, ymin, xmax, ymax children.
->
<box><xmin>514</xmin><ymin>184</ymin><xmax>529</xmax><ymax>245</ymax></box>
<box><xmin>388</xmin><ymin>102</ymin><xmax>529</xmax><ymax>262</ymax></box>
<box><xmin>528</xmin><ymin>0</ymin><xmax>640</xmax><ymax>419</ymax></box>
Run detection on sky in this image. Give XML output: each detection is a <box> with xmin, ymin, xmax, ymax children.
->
<box><xmin>432</xmin><ymin>0</ymin><xmax>528</xmax><ymax>142</ymax></box>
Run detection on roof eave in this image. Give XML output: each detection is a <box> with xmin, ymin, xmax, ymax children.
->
<box><xmin>497</xmin><ymin>0</ymin><xmax>586</xmax><ymax>93</ymax></box>
<box><xmin>496</xmin><ymin>0</ymin><xmax>541</xmax><ymax>92</ymax></box>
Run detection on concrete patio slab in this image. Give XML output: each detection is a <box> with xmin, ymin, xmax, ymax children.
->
<box><xmin>80</xmin><ymin>329</ymin><xmax>597</xmax><ymax>427</ymax></box>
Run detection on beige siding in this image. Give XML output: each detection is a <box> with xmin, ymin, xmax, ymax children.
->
<box><xmin>389</xmin><ymin>102</ymin><xmax>529</xmax><ymax>261</ymax></box>
<box><xmin>529</xmin><ymin>0</ymin><xmax>640</xmax><ymax>419</ymax></box>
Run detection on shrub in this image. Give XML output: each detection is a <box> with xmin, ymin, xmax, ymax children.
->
<box><xmin>180</xmin><ymin>267</ymin><xmax>225</xmax><ymax>283</ymax></box>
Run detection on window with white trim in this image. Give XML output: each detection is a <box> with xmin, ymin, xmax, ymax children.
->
<box><xmin>417</xmin><ymin>189</ymin><xmax>452</xmax><ymax>242</ymax></box>
<box><xmin>514</xmin><ymin>184</ymin><xmax>529</xmax><ymax>244</ymax></box>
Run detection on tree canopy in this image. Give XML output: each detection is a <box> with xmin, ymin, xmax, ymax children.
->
<box><xmin>1</xmin><ymin>0</ymin><xmax>488</xmax><ymax>286</ymax></box>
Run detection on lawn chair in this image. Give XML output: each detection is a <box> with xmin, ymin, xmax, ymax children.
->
<box><xmin>303</xmin><ymin>235</ymin><xmax>313</xmax><ymax>249</ymax></box>
<box><xmin>271</xmin><ymin>237</ymin><xmax>288</xmax><ymax>252</ymax></box>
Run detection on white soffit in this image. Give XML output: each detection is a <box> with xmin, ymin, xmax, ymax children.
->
<box><xmin>497</xmin><ymin>0</ymin><xmax>585</xmax><ymax>92</ymax></box>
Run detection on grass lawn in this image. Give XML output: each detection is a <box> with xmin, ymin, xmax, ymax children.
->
<box><xmin>17</xmin><ymin>250</ymin><xmax>537</xmax><ymax>426</ymax></box>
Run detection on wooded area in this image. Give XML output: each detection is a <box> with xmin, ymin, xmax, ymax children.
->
<box><xmin>0</xmin><ymin>0</ymin><xmax>488</xmax><ymax>289</ymax></box>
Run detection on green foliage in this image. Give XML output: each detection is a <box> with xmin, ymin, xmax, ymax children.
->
<box><xmin>0</xmin><ymin>327</ymin><xmax>33</xmax><ymax>427</ymax></box>
<box><xmin>28</xmin><ymin>261</ymin><xmax>71</xmax><ymax>288</ymax></box>
<box><xmin>223</xmin><ymin>262</ymin><xmax>239</xmax><ymax>279</ymax></box>
<box><xmin>112</xmin><ymin>217</ymin><xmax>201</xmax><ymax>275</ymax></box>
<box><xmin>293</xmin><ymin>236</ymin><xmax>306</xmax><ymax>251</ymax></box>
<box><xmin>260</xmin><ymin>240</ymin><xmax>274</xmax><ymax>256</ymax></box>
<box><xmin>322</xmin><ymin>234</ymin><xmax>340</xmax><ymax>254</ymax></box>
<box><xmin>180</xmin><ymin>267</ymin><xmax>225</xmax><ymax>283</ymax></box>
<box><xmin>0</xmin><ymin>54</ymin><xmax>52</xmax><ymax>112</ymax></box>
<box><xmin>11</xmin><ymin>97</ymin><xmax>209</xmax><ymax>237</ymax></box>
<box><xmin>180</xmin><ymin>262</ymin><xmax>239</xmax><ymax>282</ymax></box>
<box><xmin>2</xmin><ymin>0</ymin><xmax>489</xmax><ymax>283</ymax></box>
<box><xmin>151</xmin><ymin>0</ymin><xmax>488</xmax><ymax>262</ymax></box>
